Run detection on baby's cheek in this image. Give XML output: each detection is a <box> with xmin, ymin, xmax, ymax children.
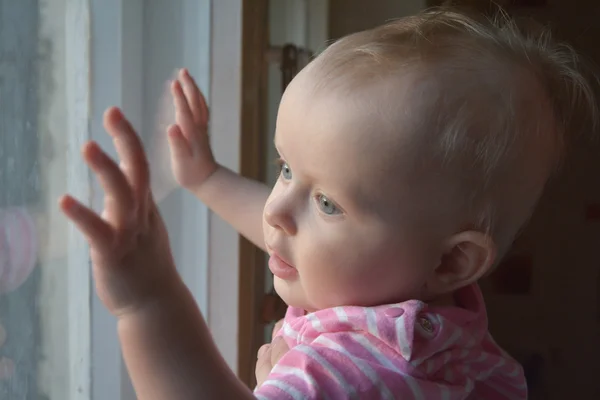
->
<box><xmin>305</xmin><ymin>236</ymin><xmax>409</xmax><ymax>307</ymax></box>
<box><xmin>300</xmin><ymin>245</ymin><xmax>361</xmax><ymax>308</ymax></box>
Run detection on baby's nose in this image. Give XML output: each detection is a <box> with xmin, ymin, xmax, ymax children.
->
<box><xmin>264</xmin><ymin>198</ymin><xmax>297</xmax><ymax>236</ymax></box>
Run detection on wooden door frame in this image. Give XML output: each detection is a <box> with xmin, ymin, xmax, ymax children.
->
<box><xmin>237</xmin><ymin>0</ymin><xmax>330</xmax><ymax>388</ymax></box>
<box><xmin>238</xmin><ymin>0</ymin><xmax>269</xmax><ymax>388</ymax></box>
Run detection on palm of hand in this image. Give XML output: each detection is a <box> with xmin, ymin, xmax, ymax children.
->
<box><xmin>91</xmin><ymin>204</ymin><xmax>176</xmax><ymax>315</ymax></box>
<box><xmin>149</xmin><ymin>69</ymin><xmax>215</xmax><ymax>200</ymax></box>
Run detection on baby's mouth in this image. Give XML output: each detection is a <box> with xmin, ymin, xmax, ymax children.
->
<box><xmin>266</xmin><ymin>245</ymin><xmax>297</xmax><ymax>280</ymax></box>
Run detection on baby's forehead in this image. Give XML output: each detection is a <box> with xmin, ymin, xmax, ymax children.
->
<box><xmin>279</xmin><ymin>76</ymin><xmax>424</xmax><ymax>202</ymax></box>
<box><xmin>282</xmin><ymin>68</ymin><xmax>414</xmax><ymax>150</ymax></box>
<box><xmin>281</xmin><ymin>47</ymin><xmax>557</xmax><ymax>206</ymax></box>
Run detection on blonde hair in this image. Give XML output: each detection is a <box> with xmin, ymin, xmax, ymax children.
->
<box><xmin>307</xmin><ymin>7</ymin><xmax>598</xmax><ymax>254</ymax></box>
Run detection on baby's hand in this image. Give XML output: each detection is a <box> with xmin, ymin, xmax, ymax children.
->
<box><xmin>59</xmin><ymin>108</ymin><xmax>179</xmax><ymax>317</ymax></box>
<box><xmin>255</xmin><ymin>336</ymin><xmax>289</xmax><ymax>388</ymax></box>
<box><xmin>168</xmin><ymin>69</ymin><xmax>217</xmax><ymax>192</ymax></box>
<box><xmin>255</xmin><ymin>319</ymin><xmax>287</xmax><ymax>388</ymax></box>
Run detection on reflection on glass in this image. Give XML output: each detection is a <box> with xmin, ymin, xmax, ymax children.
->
<box><xmin>1</xmin><ymin>0</ymin><xmax>71</xmax><ymax>398</ymax></box>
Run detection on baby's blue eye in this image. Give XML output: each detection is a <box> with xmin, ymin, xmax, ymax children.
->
<box><xmin>280</xmin><ymin>162</ymin><xmax>292</xmax><ymax>180</ymax></box>
<box><xmin>317</xmin><ymin>194</ymin><xmax>341</xmax><ymax>215</ymax></box>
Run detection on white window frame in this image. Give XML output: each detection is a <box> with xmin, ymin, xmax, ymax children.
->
<box><xmin>65</xmin><ymin>0</ymin><xmax>243</xmax><ymax>398</ymax></box>
<box><xmin>65</xmin><ymin>1</ymin><xmax>92</xmax><ymax>399</ymax></box>
<box><xmin>204</xmin><ymin>0</ymin><xmax>243</xmax><ymax>373</ymax></box>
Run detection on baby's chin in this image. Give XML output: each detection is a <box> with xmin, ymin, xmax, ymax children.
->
<box><xmin>273</xmin><ymin>277</ymin><xmax>317</xmax><ymax>312</ymax></box>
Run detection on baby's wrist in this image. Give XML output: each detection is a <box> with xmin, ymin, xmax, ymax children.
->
<box><xmin>113</xmin><ymin>271</ymin><xmax>185</xmax><ymax>321</ymax></box>
<box><xmin>188</xmin><ymin>163</ymin><xmax>221</xmax><ymax>197</ymax></box>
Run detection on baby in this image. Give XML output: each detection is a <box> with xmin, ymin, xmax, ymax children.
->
<box><xmin>60</xmin><ymin>8</ymin><xmax>596</xmax><ymax>400</ymax></box>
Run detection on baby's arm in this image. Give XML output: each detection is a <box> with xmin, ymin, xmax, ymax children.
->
<box><xmin>60</xmin><ymin>107</ymin><xmax>256</xmax><ymax>399</ymax></box>
<box><xmin>117</xmin><ymin>280</ymin><xmax>255</xmax><ymax>399</ymax></box>
<box><xmin>194</xmin><ymin>167</ymin><xmax>269</xmax><ymax>251</ymax></box>
<box><xmin>168</xmin><ymin>69</ymin><xmax>269</xmax><ymax>251</ymax></box>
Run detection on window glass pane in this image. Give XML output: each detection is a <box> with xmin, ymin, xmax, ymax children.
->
<box><xmin>0</xmin><ymin>0</ymin><xmax>76</xmax><ymax>398</ymax></box>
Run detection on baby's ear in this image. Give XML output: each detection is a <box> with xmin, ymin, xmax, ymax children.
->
<box><xmin>428</xmin><ymin>231</ymin><xmax>496</xmax><ymax>296</ymax></box>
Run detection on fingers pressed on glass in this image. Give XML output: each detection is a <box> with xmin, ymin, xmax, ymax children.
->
<box><xmin>103</xmin><ymin>107</ymin><xmax>150</xmax><ymax>205</ymax></box>
<box><xmin>180</xmin><ymin>69</ymin><xmax>207</xmax><ymax>124</ymax></box>
<box><xmin>171</xmin><ymin>80</ymin><xmax>193</xmax><ymax>121</ymax></box>
<box><xmin>82</xmin><ymin>141</ymin><xmax>134</xmax><ymax>224</ymax></box>
<box><xmin>167</xmin><ymin>124</ymin><xmax>192</xmax><ymax>158</ymax></box>
<box><xmin>58</xmin><ymin>195</ymin><xmax>114</xmax><ymax>252</ymax></box>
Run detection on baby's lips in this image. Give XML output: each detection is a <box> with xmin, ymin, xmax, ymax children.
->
<box><xmin>0</xmin><ymin>208</ymin><xmax>37</xmax><ymax>294</ymax></box>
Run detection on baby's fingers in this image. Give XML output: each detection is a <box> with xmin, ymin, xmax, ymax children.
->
<box><xmin>180</xmin><ymin>69</ymin><xmax>208</xmax><ymax>125</ymax></box>
<box><xmin>255</xmin><ymin>344</ymin><xmax>273</xmax><ymax>387</ymax></box>
<box><xmin>103</xmin><ymin>108</ymin><xmax>151</xmax><ymax>206</ymax></box>
<box><xmin>59</xmin><ymin>195</ymin><xmax>114</xmax><ymax>253</ymax></box>
<box><xmin>269</xmin><ymin>336</ymin><xmax>289</xmax><ymax>366</ymax></box>
<box><xmin>82</xmin><ymin>141</ymin><xmax>134</xmax><ymax>226</ymax></box>
<box><xmin>272</xmin><ymin>319</ymin><xmax>284</xmax><ymax>341</ymax></box>
<box><xmin>167</xmin><ymin>124</ymin><xmax>192</xmax><ymax>159</ymax></box>
<box><xmin>172</xmin><ymin>80</ymin><xmax>196</xmax><ymax>138</ymax></box>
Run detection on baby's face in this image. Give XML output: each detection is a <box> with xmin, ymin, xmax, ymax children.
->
<box><xmin>262</xmin><ymin>73</ymin><xmax>443</xmax><ymax>311</ymax></box>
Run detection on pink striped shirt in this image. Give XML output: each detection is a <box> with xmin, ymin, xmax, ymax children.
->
<box><xmin>254</xmin><ymin>284</ymin><xmax>526</xmax><ymax>399</ymax></box>
<box><xmin>0</xmin><ymin>207</ymin><xmax>37</xmax><ymax>294</ymax></box>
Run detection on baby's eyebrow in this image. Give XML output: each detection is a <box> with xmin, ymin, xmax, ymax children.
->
<box><xmin>273</xmin><ymin>138</ymin><xmax>286</xmax><ymax>158</ymax></box>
